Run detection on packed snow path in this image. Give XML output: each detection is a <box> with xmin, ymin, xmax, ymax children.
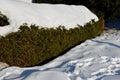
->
<box><xmin>0</xmin><ymin>30</ymin><xmax>120</xmax><ymax>80</ymax></box>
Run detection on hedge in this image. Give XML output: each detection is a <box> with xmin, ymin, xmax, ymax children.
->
<box><xmin>0</xmin><ymin>17</ymin><xmax>104</xmax><ymax>67</ymax></box>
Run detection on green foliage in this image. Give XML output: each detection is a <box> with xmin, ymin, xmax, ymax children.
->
<box><xmin>85</xmin><ymin>0</ymin><xmax>120</xmax><ymax>20</ymax></box>
<box><xmin>0</xmin><ymin>12</ymin><xmax>9</xmax><ymax>26</ymax></box>
<box><xmin>0</xmin><ymin>18</ymin><xmax>104</xmax><ymax>67</ymax></box>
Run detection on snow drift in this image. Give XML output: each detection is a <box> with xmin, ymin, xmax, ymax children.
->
<box><xmin>0</xmin><ymin>0</ymin><xmax>98</xmax><ymax>36</ymax></box>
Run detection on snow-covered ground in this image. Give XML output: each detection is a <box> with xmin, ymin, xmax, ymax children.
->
<box><xmin>0</xmin><ymin>0</ymin><xmax>120</xmax><ymax>80</ymax></box>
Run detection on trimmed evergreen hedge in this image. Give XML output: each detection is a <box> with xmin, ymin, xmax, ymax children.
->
<box><xmin>0</xmin><ymin>18</ymin><xmax>104</xmax><ymax>67</ymax></box>
<box><xmin>0</xmin><ymin>12</ymin><xmax>9</xmax><ymax>26</ymax></box>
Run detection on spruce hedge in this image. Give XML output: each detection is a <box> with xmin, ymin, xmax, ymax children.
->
<box><xmin>0</xmin><ymin>18</ymin><xmax>104</xmax><ymax>67</ymax></box>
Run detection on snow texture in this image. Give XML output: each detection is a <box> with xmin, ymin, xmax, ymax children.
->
<box><xmin>18</xmin><ymin>0</ymin><xmax>32</xmax><ymax>3</ymax></box>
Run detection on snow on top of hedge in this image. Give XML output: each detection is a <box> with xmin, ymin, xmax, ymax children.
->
<box><xmin>0</xmin><ymin>0</ymin><xmax>98</xmax><ymax>36</ymax></box>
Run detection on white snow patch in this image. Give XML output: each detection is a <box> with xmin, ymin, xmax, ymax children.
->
<box><xmin>19</xmin><ymin>0</ymin><xmax>32</xmax><ymax>3</ymax></box>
